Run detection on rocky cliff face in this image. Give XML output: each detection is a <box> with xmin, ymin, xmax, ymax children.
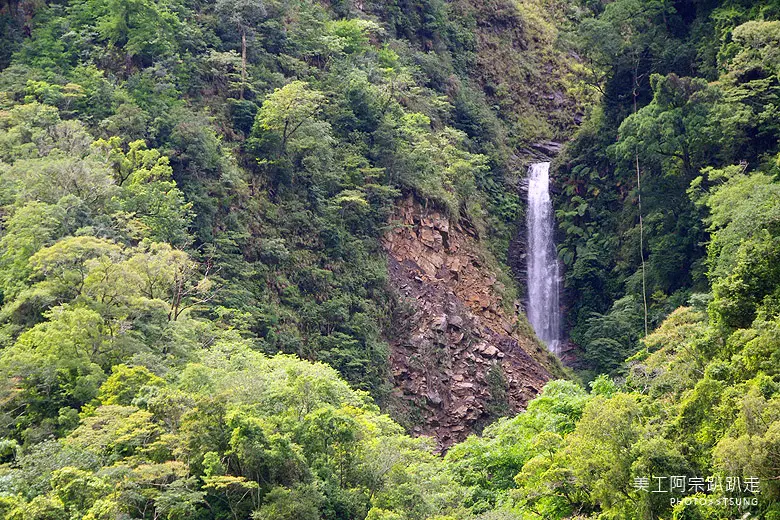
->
<box><xmin>383</xmin><ymin>197</ymin><xmax>558</xmax><ymax>449</ymax></box>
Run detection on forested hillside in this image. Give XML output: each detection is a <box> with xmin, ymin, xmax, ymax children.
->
<box><xmin>0</xmin><ymin>0</ymin><xmax>777</xmax><ymax>519</ymax></box>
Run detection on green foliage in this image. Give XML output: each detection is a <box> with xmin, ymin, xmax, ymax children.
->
<box><xmin>1</xmin><ymin>0</ymin><xmax>780</xmax><ymax>519</ymax></box>
<box><xmin>557</xmin><ymin>0</ymin><xmax>780</xmax><ymax>377</ymax></box>
<box><xmin>98</xmin><ymin>364</ymin><xmax>165</xmax><ymax>406</ymax></box>
<box><xmin>389</xmin><ymin>115</ymin><xmax>487</xmax><ymax>217</ymax></box>
<box><xmin>0</xmin><ymin>0</ymin><xmax>584</xmax><ymax>404</ymax></box>
<box><xmin>581</xmin><ymin>295</ymin><xmax>645</xmax><ymax>375</ymax></box>
<box><xmin>253</xmin><ymin>81</ymin><xmax>329</xmax><ymax>157</ymax></box>
<box><xmin>1</xmin><ymin>346</ymin><xmax>472</xmax><ymax>520</ymax></box>
<box><xmin>444</xmin><ymin>381</ymin><xmax>588</xmax><ymax>513</ymax></box>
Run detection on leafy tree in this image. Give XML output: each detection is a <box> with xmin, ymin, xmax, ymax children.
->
<box><xmin>0</xmin><ymin>202</ymin><xmax>62</xmax><ymax>301</ymax></box>
<box><xmin>253</xmin><ymin>81</ymin><xmax>328</xmax><ymax>156</ymax></box>
<box><xmin>98</xmin><ymin>364</ymin><xmax>164</xmax><ymax>406</ymax></box>
<box><xmin>564</xmin><ymin>393</ymin><xmax>643</xmax><ymax>516</ymax></box>
<box><xmin>252</xmin><ymin>484</ymin><xmax>323</xmax><ymax>520</ymax></box>
<box><xmin>70</xmin><ymin>0</ymin><xmax>183</xmax><ymax>73</ymax></box>
<box><xmin>612</xmin><ymin>74</ymin><xmax>740</xmax><ymax>179</ymax></box>
<box><xmin>581</xmin><ymin>295</ymin><xmax>645</xmax><ymax>374</ymax></box>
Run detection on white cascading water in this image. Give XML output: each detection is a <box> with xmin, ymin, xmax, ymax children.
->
<box><xmin>526</xmin><ymin>162</ymin><xmax>562</xmax><ymax>355</ymax></box>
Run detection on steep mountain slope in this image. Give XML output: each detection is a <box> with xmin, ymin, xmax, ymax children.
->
<box><xmin>0</xmin><ymin>0</ymin><xmax>780</xmax><ymax>519</ymax></box>
<box><xmin>553</xmin><ymin>0</ymin><xmax>780</xmax><ymax>378</ymax></box>
<box><xmin>0</xmin><ymin>0</ymin><xmax>586</xmax><ymax>449</ymax></box>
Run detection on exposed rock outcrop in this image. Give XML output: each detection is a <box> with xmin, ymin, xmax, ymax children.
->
<box><xmin>383</xmin><ymin>197</ymin><xmax>557</xmax><ymax>449</ymax></box>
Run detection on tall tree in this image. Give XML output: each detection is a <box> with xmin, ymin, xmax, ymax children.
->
<box><xmin>215</xmin><ymin>0</ymin><xmax>266</xmax><ymax>99</ymax></box>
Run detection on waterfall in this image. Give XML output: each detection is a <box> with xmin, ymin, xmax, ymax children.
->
<box><xmin>526</xmin><ymin>162</ymin><xmax>562</xmax><ymax>355</ymax></box>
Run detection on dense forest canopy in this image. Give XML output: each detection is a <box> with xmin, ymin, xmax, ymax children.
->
<box><xmin>0</xmin><ymin>0</ymin><xmax>777</xmax><ymax>518</ymax></box>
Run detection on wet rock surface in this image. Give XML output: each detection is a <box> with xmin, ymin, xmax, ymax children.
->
<box><xmin>383</xmin><ymin>196</ymin><xmax>554</xmax><ymax>449</ymax></box>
